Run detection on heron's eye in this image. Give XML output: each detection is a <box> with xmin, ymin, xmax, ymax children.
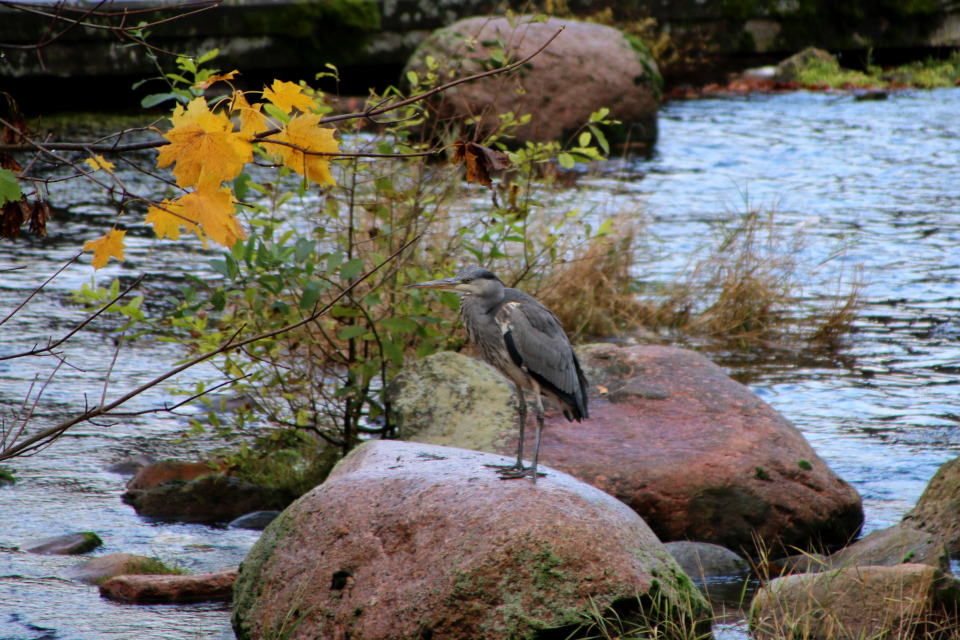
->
<box><xmin>462</xmin><ymin>278</ymin><xmax>472</xmax><ymax>284</ymax></box>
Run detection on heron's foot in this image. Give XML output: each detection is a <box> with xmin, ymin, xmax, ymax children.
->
<box><xmin>497</xmin><ymin>466</ymin><xmax>546</xmax><ymax>480</ymax></box>
<box><xmin>483</xmin><ymin>462</ymin><xmax>523</xmax><ymax>472</ymax></box>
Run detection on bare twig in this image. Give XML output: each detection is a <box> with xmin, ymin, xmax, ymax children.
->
<box><xmin>0</xmin><ymin>253</ymin><xmax>81</xmax><ymax>328</ymax></box>
<box><xmin>0</xmin><ymin>274</ymin><xmax>145</xmax><ymax>361</ymax></box>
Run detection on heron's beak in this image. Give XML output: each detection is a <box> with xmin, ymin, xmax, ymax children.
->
<box><xmin>406</xmin><ymin>277</ymin><xmax>460</xmax><ymax>291</ymax></box>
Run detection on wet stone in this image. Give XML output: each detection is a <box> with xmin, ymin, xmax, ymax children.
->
<box><xmin>63</xmin><ymin>552</ymin><xmax>154</xmax><ymax>584</ymax></box>
<box><xmin>228</xmin><ymin>511</ymin><xmax>282</xmax><ymax>531</ymax></box>
<box><xmin>100</xmin><ymin>570</ymin><xmax>236</xmax><ymax>603</ymax></box>
<box><xmin>106</xmin><ymin>454</ymin><xmax>157</xmax><ymax>476</ymax></box>
<box><xmin>23</xmin><ymin>532</ymin><xmax>103</xmax><ymax>555</ymax></box>
<box><xmin>664</xmin><ymin>541</ymin><xmax>750</xmax><ymax>581</ymax></box>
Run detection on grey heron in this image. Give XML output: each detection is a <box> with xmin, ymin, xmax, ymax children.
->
<box><xmin>407</xmin><ymin>267</ymin><xmax>589</xmax><ymax>482</ymax></box>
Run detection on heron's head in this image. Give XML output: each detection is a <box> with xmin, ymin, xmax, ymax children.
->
<box><xmin>406</xmin><ymin>267</ymin><xmax>503</xmax><ymax>298</ymax></box>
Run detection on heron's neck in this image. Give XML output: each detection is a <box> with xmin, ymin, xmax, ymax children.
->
<box><xmin>463</xmin><ymin>289</ymin><xmax>503</xmax><ymax>315</ymax></box>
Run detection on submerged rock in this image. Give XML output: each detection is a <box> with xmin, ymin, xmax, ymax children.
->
<box><xmin>126</xmin><ymin>459</ymin><xmax>225</xmax><ymax>491</ymax></box>
<box><xmin>101</xmin><ymin>570</ymin><xmax>236</xmax><ymax>603</ymax></box>
<box><xmin>63</xmin><ymin>552</ymin><xmax>156</xmax><ymax>584</ymax></box>
<box><xmin>228</xmin><ymin>511</ymin><xmax>282</xmax><ymax>531</ymax></box>
<box><xmin>393</xmin><ymin>344</ymin><xmax>863</xmax><ymax>554</ymax></box>
<box><xmin>123</xmin><ymin>474</ymin><xmax>293</xmax><ymax>525</ymax></box>
<box><xmin>664</xmin><ymin>541</ymin><xmax>750</xmax><ymax>581</ymax></box>
<box><xmin>904</xmin><ymin>456</ymin><xmax>960</xmax><ymax>554</ymax></box>
<box><xmin>23</xmin><ymin>532</ymin><xmax>102</xmax><ymax>555</ymax></box>
<box><xmin>404</xmin><ymin>16</ymin><xmax>661</xmax><ymax>144</ymax></box>
<box><xmin>750</xmin><ymin>564</ymin><xmax>960</xmax><ymax>640</ymax></box>
<box><xmin>106</xmin><ymin>454</ymin><xmax>157</xmax><ymax>476</ymax></box>
<box><xmin>232</xmin><ymin>440</ymin><xmax>709</xmax><ymax>640</ymax></box>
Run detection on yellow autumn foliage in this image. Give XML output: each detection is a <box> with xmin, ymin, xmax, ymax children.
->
<box><xmin>178</xmin><ymin>172</ymin><xmax>245</xmax><ymax>247</ymax></box>
<box><xmin>145</xmin><ymin>198</ymin><xmax>203</xmax><ymax>243</ymax></box>
<box><xmin>262</xmin><ymin>80</ymin><xmax>314</xmax><ymax>114</ymax></box>
<box><xmin>157</xmin><ymin>97</ymin><xmax>252</xmax><ymax>188</ymax></box>
<box><xmin>273</xmin><ymin>113</ymin><xmax>339</xmax><ymax>186</ymax></box>
<box><xmin>83</xmin><ymin>228</ymin><xmax>126</xmax><ymax>269</ymax></box>
<box><xmin>127</xmin><ymin>83</ymin><xmax>343</xmax><ymax>269</ymax></box>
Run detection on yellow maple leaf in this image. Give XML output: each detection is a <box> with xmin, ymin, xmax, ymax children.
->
<box><xmin>232</xmin><ymin>91</ymin><xmax>269</xmax><ymax>139</ymax></box>
<box><xmin>145</xmin><ymin>197</ymin><xmax>203</xmax><ymax>242</ymax></box>
<box><xmin>156</xmin><ymin>97</ymin><xmax>252</xmax><ymax>188</ymax></box>
<box><xmin>273</xmin><ymin>113</ymin><xmax>339</xmax><ymax>186</ymax></box>
<box><xmin>263</xmin><ymin>80</ymin><xmax>314</xmax><ymax>115</ymax></box>
<box><xmin>83</xmin><ymin>228</ymin><xmax>126</xmax><ymax>269</ymax></box>
<box><xmin>178</xmin><ymin>172</ymin><xmax>245</xmax><ymax>248</ymax></box>
<box><xmin>84</xmin><ymin>155</ymin><xmax>115</xmax><ymax>173</ymax></box>
<box><xmin>195</xmin><ymin>70</ymin><xmax>239</xmax><ymax>91</ymax></box>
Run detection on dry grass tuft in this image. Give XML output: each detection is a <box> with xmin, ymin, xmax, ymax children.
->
<box><xmin>539</xmin><ymin>220</ymin><xmax>658</xmax><ymax>338</ymax></box>
<box><xmin>636</xmin><ymin>203</ymin><xmax>863</xmax><ymax>348</ymax></box>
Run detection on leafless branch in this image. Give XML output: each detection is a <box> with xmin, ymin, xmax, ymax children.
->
<box><xmin>0</xmin><ymin>274</ymin><xmax>145</xmax><ymax>361</ymax></box>
<box><xmin>0</xmin><ymin>253</ymin><xmax>80</xmax><ymax>327</ymax></box>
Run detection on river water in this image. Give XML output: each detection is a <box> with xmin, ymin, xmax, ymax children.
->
<box><xmin>1</xmin><ymin>88</ymin><xmax>959</xmax><ymax>639</ymax></box>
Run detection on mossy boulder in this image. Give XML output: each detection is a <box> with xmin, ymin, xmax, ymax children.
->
<box><xmin>403</xmin><ymin>16</ymin><xmax>661</xmax><ymax>144</ymax></box>
<box><xmin>385</xmin><ymin>351</ymin><xmax>518</xmax><ymax>451</ymax></box>
<box><xmin>63</xmin><ymin>552</ymin><xmax>174</xmax><ymax>584</ymax></box>
<box><xmin>750</xmin><ymin>564</ymin><xmax>960</xmax><ymax>640</ymax></box>
<box><xmin>232</xmin><ymin>440</ymin><xmax>710</xmax><ymax>640</ymax></box>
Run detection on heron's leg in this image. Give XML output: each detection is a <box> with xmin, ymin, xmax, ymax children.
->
<box><xmin>515</xmin><ymin>384</ymin><xmax>527</xmax><ymax>466</ymax></box>
<box><xmin>485</xmin><ymin>384</ymin><xmax>526</xmax><ymax>472</ymax></box>
<box><xmin>529</xmin><ymin>392</ymin><xmax>545</xmax><ymax>484</ymax></box>
<box><xmin>499</xmin><ymin>386</ymin><xmax>546</xmax><ymax>482</ymax></box>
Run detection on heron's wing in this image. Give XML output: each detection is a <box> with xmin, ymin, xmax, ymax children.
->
<box><xmin>495</xmin><ymin>297</ymin><xmax>585</xmax><ymax>417</ymax></box>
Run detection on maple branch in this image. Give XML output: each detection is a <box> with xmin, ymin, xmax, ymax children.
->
<box><xmin>0</xmin><ymin>26</ymin><xmax>564</xmax><ymax>155</ymax></box>
<box><xmin>0</xmin><ymin>235</ymin><xmax>419</xmax><ymax>461</ymax></box>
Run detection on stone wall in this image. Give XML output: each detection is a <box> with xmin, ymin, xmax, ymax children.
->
<box><xmin>2</xmin><ymin>0</ymin><xmax>957</xmax><ymax>80</ymax></box>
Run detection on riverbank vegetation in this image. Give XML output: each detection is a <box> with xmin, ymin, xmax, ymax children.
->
<box><xmin>796</xmin><ymin>51</ymin><xmax>960</xmax><ymax>90</ymax></box>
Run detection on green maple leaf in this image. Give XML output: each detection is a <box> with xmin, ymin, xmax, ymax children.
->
<box><xmin>0</xmin><ymin>168</ymin><xmax>22</xmax><ymax>206</ymax></box>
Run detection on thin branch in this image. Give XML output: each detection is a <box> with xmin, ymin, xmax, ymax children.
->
<box><xmin>100</xmin><ymin>326</ymin><xmax>126</xmax><ymax>408</ymax></box>
<box><xmin>0</xmin><ymin>253</ymin><xmax>80</xmax><ymax>327</ymax></box>
<box><xmin>109</xmin><ymin>374</ymin><xmax>253</xmax><ymax>417</ymax></box>
<box><xmin>0</xmin><ymin>274</ymin><xmax>145</xmax><ymax>361</ymax></box>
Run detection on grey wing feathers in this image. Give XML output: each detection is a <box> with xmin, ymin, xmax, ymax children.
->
<box><xmin>495</xmin><ymin>292</ymin><xmax>589</xmax><ymax>421</ymax></box>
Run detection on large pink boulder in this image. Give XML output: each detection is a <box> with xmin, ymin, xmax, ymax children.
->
<box><xmin>232</xmin><ymin>440</ymin><xmax>709</xmax><ymax>640</ymax></box>
<box><xmin>393</xmin><ymin>344</ymin><xmax>863</xmax><ymax>554</ymax></box>
<box><xmin>403</xmin><ymin>16</ymin><xmax>661</xmax><ymax>144</ymax></box>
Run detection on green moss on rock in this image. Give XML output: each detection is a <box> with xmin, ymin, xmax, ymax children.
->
<box><xmin>73</xmin><ymin>532</ymin><xmax>104</xmax><ymax>555</ymax></box>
